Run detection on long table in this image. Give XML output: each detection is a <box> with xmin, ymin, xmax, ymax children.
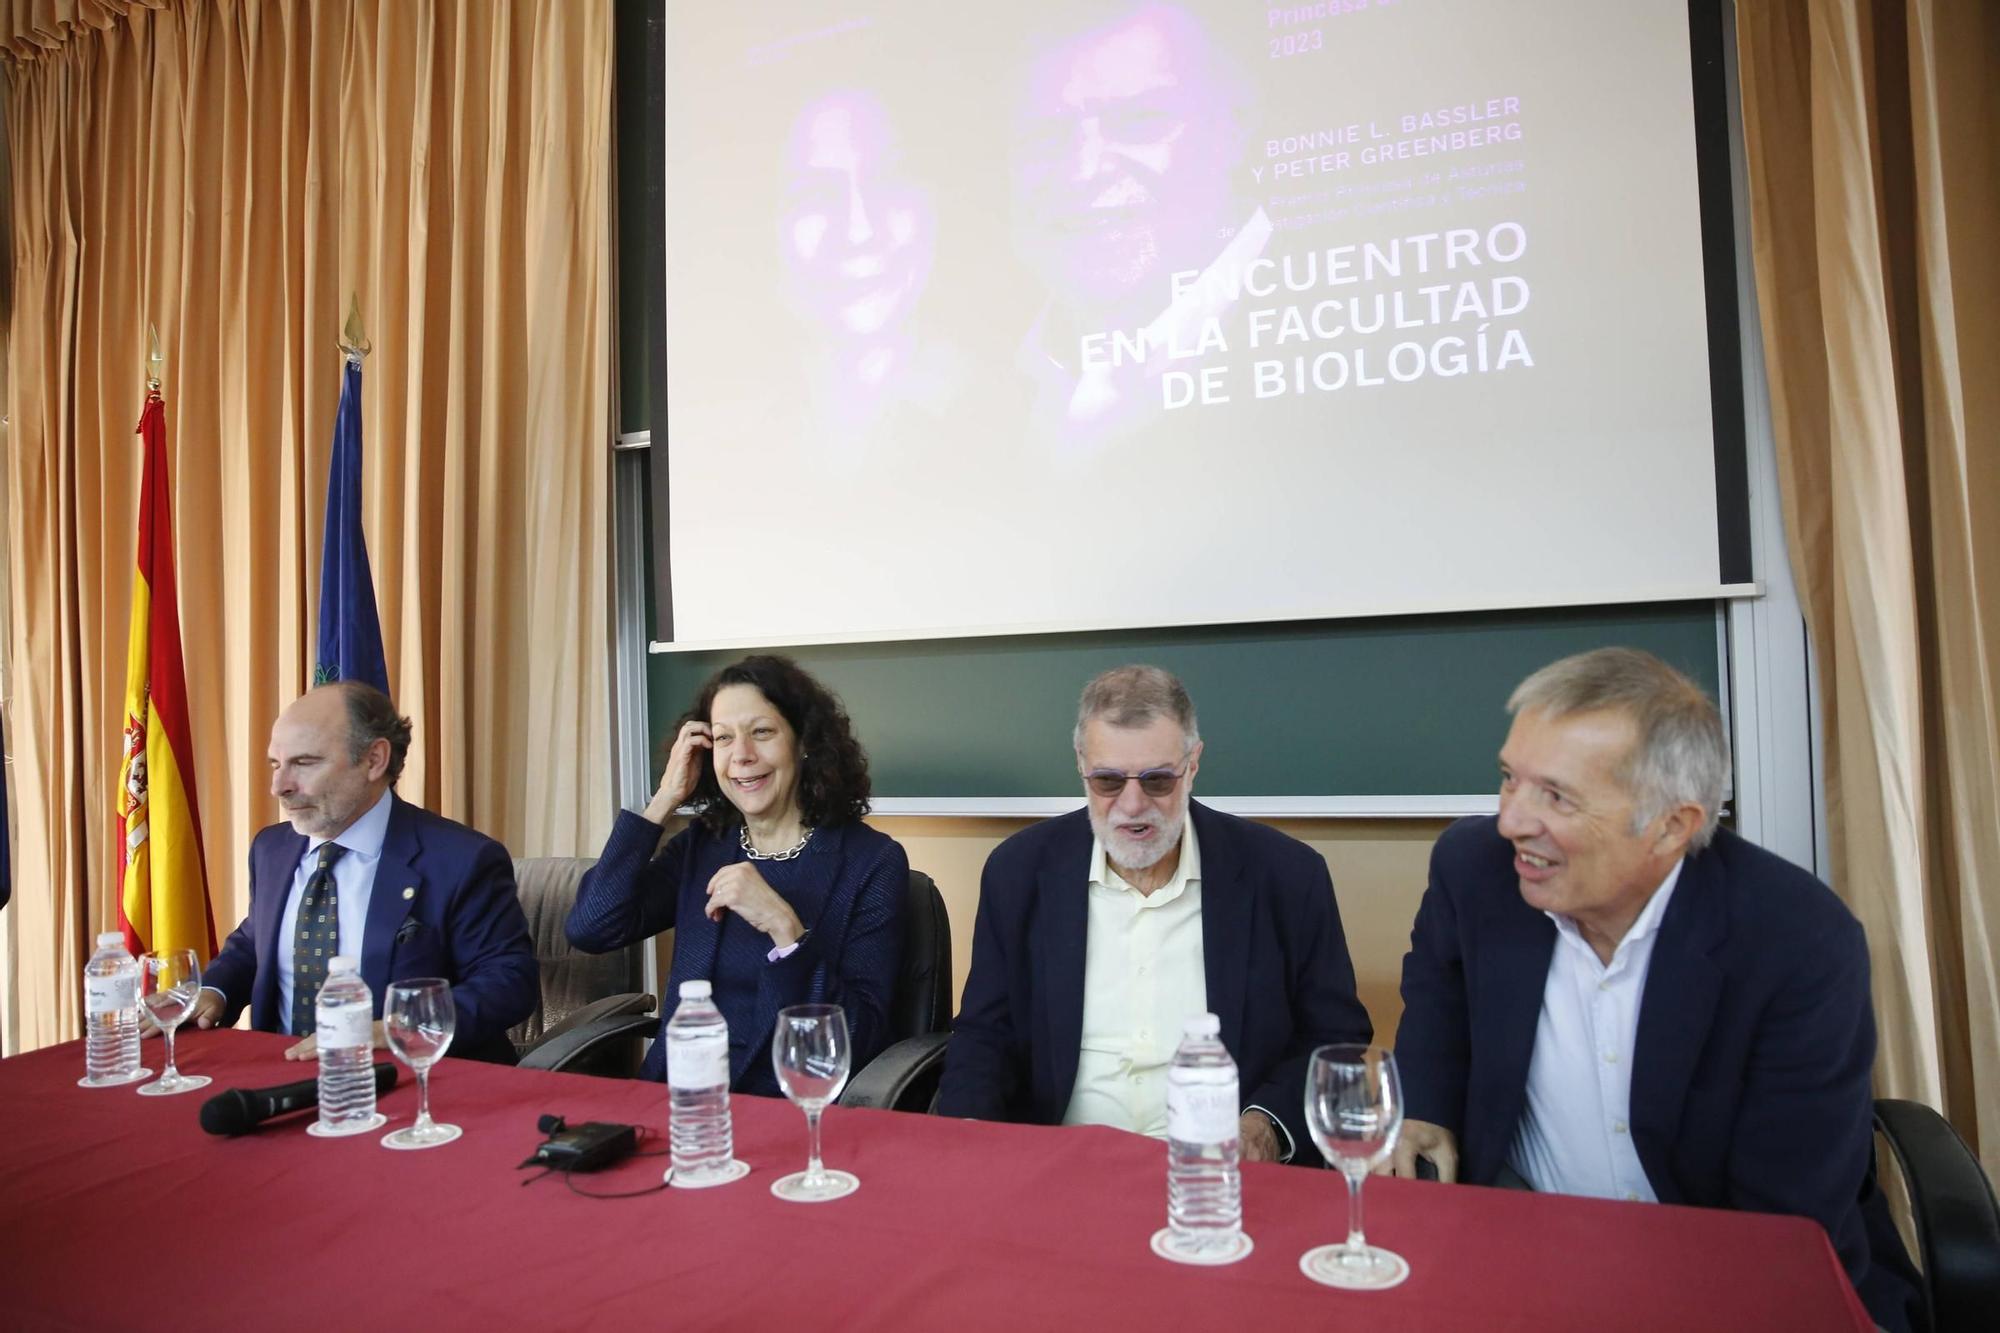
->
<box><xmin>1</xmin><ymin>1031</ymin><xmax>1873</xmax><ymax>1330</ymax></box>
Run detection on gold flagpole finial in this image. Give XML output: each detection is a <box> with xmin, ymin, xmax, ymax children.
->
<box><xmin>145</xmin><ymin>323</ymin><xmax>164</xmax><ymax>392</ymax></box>
<box><xmin>339</xmin><ymin>293</ymin><xmax>372</xmax><ymax>365</ymax></box>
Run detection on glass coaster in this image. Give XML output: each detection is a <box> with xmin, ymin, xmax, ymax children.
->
<box><xmin>1152</xmin><ymin>1227</ymin><xmax>1255</xmax><ymax>1266</ymax></box>
<box><xmin>306</xmin><ymin>1112</ymin><xmax>389</xmax><ymax>1138</ymax></box>
<box><xmin>770</xmin><ymin>1168</ymin><xmax>859</xmax><ymax>1202</ymax></box>
<box><xmin>77</xmin><ymin>1066</ymin><xmax>153</xmax><ymax>1089</ymax></box>
<box><xmin>666</xmin><ymin>1158</ymin><xmax>750</xmax><ymax>1189</ymax></box>
<box><xmin>383</xmin><ymin>1122</ymin><xmax>464</xmax><ymax>1151</ymax></box>
<box><xmin>1299</xmin><ymin>1243</ymin><xmax>1411</xmax><ymax>1290</ymax></box>
<box><xmin>137</xmin><ymin>1073</ymin><xmax>213</xmax><ymax>1097</ymax></box>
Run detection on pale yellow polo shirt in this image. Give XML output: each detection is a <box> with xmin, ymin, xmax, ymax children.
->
<box><xmin>1061</xmin><ymin>818</ymin><xmax>1208</xmax><ymax>1136</ymax></box>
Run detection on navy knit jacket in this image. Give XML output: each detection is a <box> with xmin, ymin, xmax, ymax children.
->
<box><xmin>566</xmin><ymin>811</ymin><xmax>908</xmax><ymax>1092</ymax></box>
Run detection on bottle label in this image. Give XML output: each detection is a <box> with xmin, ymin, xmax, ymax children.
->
<box><xmin>667</xmin><ymin>1030</ymin><xmax>729</xmax><ymax>1090</ymax></box>
<box><xmin>85</xmin><ymin>973</ymin><xmax>136</xmax><ymax>1016</ymax></box>
<box><xmin>316</xmin><ymin>1003</ymin><xmax>373</xmax><ymax>1051</ymax></box>
<box><xmin>1167</xmin><ymin>1075</ymin><xmax>1240</xmax><ymax>1146</ymax></box>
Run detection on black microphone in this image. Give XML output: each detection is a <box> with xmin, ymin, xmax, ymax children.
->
<box><xmin>199</xmin><ymin>1063</ymin><xmax>399</xmax><ymax>1136</ymax></box>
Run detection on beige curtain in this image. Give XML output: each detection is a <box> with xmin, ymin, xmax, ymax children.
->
<box><xmin>1</xmin><ymin>0</ymin><xmax>614</xmax><ymax>1052</ymax></box>
<box><xmin>0</xmin><ymin>0</ymin><xmax>163</xmax><ymax>64</ymax></box>
<box><xmin>1737</xmin><ymin>0</ymin><xmax>1999</xmax><ymax>1179</ymax></box>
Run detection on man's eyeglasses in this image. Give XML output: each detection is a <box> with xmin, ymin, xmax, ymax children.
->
<box><xmin>1082</xmin><ymin>766</ymin><xmax>1189</xmax><ymax>799</ymax></box>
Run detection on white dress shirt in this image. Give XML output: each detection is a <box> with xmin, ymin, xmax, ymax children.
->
<box><xmin>274</xmin><ymin>789</ymin><xmax>395</xmax><ymax>1033</ymax></box>
<box><xmin>1062</xmin><ymin>820</ymin><xmax>1207</xmax><ymax>1137</ymax></box>
<box><xmin>1508</xmin><ymin>859</ymin><xmax>1685</xmax><ymax>1201</ymax></box>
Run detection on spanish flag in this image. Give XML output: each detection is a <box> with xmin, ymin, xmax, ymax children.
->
<box><xmin>116</xmin><ymin>390</ymin><xmax>215</xmax><ymax>959</ymax></box>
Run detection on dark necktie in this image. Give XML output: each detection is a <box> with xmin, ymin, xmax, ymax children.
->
<box><xmin>290</xmin><ymin>842</ymin><xmax>348</xmax><ymax>1037</ymax></box>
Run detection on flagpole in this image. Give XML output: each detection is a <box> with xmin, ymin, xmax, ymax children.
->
<box><xmin>339</xmin><ymin>292</ymin><xmax>371</xmax><ymax>367</ymax></box>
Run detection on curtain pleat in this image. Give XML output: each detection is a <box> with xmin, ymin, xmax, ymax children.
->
<box><xmin>1</xmin><ymin>0</ymin><xmax>612</xmax><ymax>1052</ymax></box>
<box><xmin>1738</xmin><ymin>0</ymin><xmax>2000</xmax><ymax>1178</ymax></box>
<box><xmin>0</xmin><ymin>0</ymin><xmax>165</xmax><ymax>66</ymax></box>
<box><xmin>1905</xmin><ymin>0</ymin><xmax>2000</xmax><ymax>1177</ymax></box>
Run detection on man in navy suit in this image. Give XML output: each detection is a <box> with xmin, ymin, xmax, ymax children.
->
<box><xmin>1389</xmin><ymin>648</ymin><xmax>1916</xmax><ymax>1331</ymax></box>
<box><xmin>179</xmin><ymin>682</ymin><xmax>536</xmax><ymax>1065</ymax></box>
<box><xmin>937</xmin><ymin>665</ymin><xmax>1371</xmax><ymax>1164</ymax></box>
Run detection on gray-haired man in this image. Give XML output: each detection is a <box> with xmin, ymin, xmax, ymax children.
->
<box><xmin>937</xmin><ymin>665</ymin><xmax>1371</xmax><ymax>1163</ymax></box>
<box><xmin>1389</xmin><ymin>648</ymin><xmax>1917</xmax><ymax>1330</ymax></box>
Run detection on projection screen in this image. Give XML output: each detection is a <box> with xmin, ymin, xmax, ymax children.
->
<box><xmin>659</xmin><ymin>0</ymin><xmax>1746</xmax><ymax>647</ymax></box>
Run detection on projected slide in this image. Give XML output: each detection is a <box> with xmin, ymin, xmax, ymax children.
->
<box><xmin>664</xmin><ymin>0</ymin><xmax>1727</xmax><ymax>646</ymax></box>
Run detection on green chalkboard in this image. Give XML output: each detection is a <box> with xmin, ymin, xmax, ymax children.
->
<box><xmin>645</xmin><ymin>602</ymin><xmax>1720</xmax><ymax>799</ymax></box>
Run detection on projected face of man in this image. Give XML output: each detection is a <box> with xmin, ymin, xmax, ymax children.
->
<box><xmin>1013</xmin><ymin>4</ymin><xmax>1239</xmax><ymax>321</ymax></box>
<box><xmin>779</xmin><ymin>91</ymin><xmax>936</xmax><ymax>342</ymax></box>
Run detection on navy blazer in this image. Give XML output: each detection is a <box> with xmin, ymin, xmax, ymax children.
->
<box><xmin>566</xmin><ymin>813</ymin><xmax>907</xmax><ymax>1089</ymax></box>
<box><xmin>936</xmin><ymin>801</ymin><xmax>1372</xmax><ymax>1162</ymax></box>
<box><xmin>204</xmin><ymin>795</ymin><xmax>539</xmax><ymax>1064</ymax></box>
<box><xmin>1396</xmin><ymin>816</ymin><xmax>1919</xmax><ymax>1332</ymax></box>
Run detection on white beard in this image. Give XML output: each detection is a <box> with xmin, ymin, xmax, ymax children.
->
<box><xmin>1090</xmin><ymin>804</ymin><xmax>1185</xmax><ymax>874</ymax></box>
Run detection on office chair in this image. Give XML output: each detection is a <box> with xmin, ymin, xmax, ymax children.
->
<box><xmin>509</xmin><ymin>856</ymin><xmax>660</xmax><ymax>1076</ymax></box>
<box><xmin>840</xmin><ymin>869</ymin><xmax>953</xmax><ymax>1112</ymax></box>
<box><xmin>1874</xmin><ymin>1098</ymin><xmax>2000</xmax><ymax>1333</ymax></box>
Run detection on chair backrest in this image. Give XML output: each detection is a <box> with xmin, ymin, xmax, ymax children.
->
<box><xmin>1875</xmin><ymin>1098</ymin><xmax>2000</xmax><ymax>1333</ymax></box>
<box><xmin>888</xmin><ymin>870</ymin><xmax>952</xmax><ymax>1041</ymax></box>
<box><xmin>510</xmin><ymin>856</ymin><xmax>645</xmax><ymax>1054</ymax></box>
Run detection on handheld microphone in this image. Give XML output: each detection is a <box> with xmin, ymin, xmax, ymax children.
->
<box><xmin>199</xmin><ymin>1062</ymin><xmax>399</xmax><ymax>1136</ymax></box>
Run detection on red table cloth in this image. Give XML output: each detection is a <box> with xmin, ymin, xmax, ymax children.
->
<box><xmin>0</xmin><ymin>1031</ymin><xmax>1872</xmax><ymax>1330</ymax></box>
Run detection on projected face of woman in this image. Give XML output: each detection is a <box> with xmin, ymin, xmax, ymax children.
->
<box><xmin>779</xmin><ymin>91</ymin><xmax>936</xmax><ymax>342</ymax></box>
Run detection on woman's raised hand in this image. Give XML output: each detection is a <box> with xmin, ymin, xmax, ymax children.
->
<box><xmin>643</xmin><ymin>719</ymin><xmax>712</xmax><ymax>822</ymax></box>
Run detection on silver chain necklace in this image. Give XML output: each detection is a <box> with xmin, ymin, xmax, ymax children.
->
<box><xmin>740</xmin><ymin>824</ymin><xmax>814</xmax><ymax>861</ymax></box>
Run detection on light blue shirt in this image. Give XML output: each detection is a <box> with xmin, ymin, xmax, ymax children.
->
<box><xmin>275</xmin><ymin>789</ymin><xmax>394</xmax><ymax>1033</ymax></box>
<box><xmin>1508</xmin><ymin>859</ymin><xmax>1685</xmax><ymax>1201</ymax></box>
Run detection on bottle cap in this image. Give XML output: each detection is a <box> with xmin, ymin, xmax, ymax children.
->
<box><xmin>329</xmin><ymin>956</ymin><xmax>358</xmax><ymax>973</ymax></box>
<box><xmin>1184</xmin><ymin>1012</ymin><xmax>1221</xmax><ymax>1038</ymax></box>
<box><xmin>679</xmin><ymin>980</ymin><xmax>713</xmax><ymax>999</ymax></box>
<box><xmin>96</xmin><ymin>931</ymin><xmax>125</xmax><ymax>948</ymax></box>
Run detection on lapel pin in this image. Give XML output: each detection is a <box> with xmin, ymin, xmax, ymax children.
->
<box><xmin>402</xmin><ymin>887</ymin><xmax>416</xmax><ymax>900</ymax></box>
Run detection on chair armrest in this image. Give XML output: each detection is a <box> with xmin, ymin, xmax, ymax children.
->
<box><xmin>1875</xmin><ymin>1098</ymin><xmax>2000</xmax><ymax>1333</ymax></box>
<box><xmin>541</xmin><ymin>992</ymin><xmax>656</xmax><ymax>1045</ymax></box>
<box><xmin>518</xmin><ymin>1007</ymin><xmax>660</xmax><ymax>1075</ymax></box>
<box><xmin>840</xmin><ymin>1033</ymin><xmax>951</xmax><ymax>1112</ymax></box>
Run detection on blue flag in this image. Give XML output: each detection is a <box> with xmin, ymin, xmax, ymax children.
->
<box><xmin>313</xmin><ymin>358</ymin><xmax>390</xmax><ymax>696</ymax></box>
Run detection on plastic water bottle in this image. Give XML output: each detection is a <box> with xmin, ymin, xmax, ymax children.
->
<box><xmin>1165</xmin><ymin>1012</ymin><xmax>1245</xmax><ymax>1256</ymax></box>
<box><xmin>314</xmin><ymin>957</ymin><xmax>378</xmax><ymax>1132</ymax></box>
<box><xmin>83</xmin><ymin>931</ymin><xmax>142</xmax><ymax>1084</ymax></box>
<box><xmin>666</xmin><ymin>980</ymin><xmax>735</xmax><ymax>1184</ymax></box>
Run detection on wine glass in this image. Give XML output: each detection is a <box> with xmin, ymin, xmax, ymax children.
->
<box><xmin>136</xmin><ymin>949</ymin><xmax>211</xmax><ymax>1096</ymax></box>
<box><xmin>770</xmin><ymin>1004</ymin><xmax>858</xmax><ymax>1202</ymax></box>
<box><xmin>381</xmin><ymin>979</ymin><xmax>461</xmax><ymax>1150</ymax></box>
<box><xmin>1300</xmin><ymin>1044</ymin><xmax>1411</xmax><ymax>1290</ymax></box>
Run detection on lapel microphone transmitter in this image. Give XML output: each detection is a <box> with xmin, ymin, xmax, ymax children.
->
<box><xmin>521</xmin><ymin>1116</ymin><xmax>638</xmax><ymax>1171</ymax></box>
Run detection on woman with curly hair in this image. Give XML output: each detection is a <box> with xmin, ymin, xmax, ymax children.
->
<box><xmin>566</xmin><ymin>655</ymin><xmax>907</xmax><ymax>1090</ymax></box>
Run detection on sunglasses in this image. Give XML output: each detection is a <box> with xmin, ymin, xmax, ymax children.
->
<box><xmin>1082</xmin><ymin>765</ymin><xmax>1189</xmax><ymax>799</ymax></box>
